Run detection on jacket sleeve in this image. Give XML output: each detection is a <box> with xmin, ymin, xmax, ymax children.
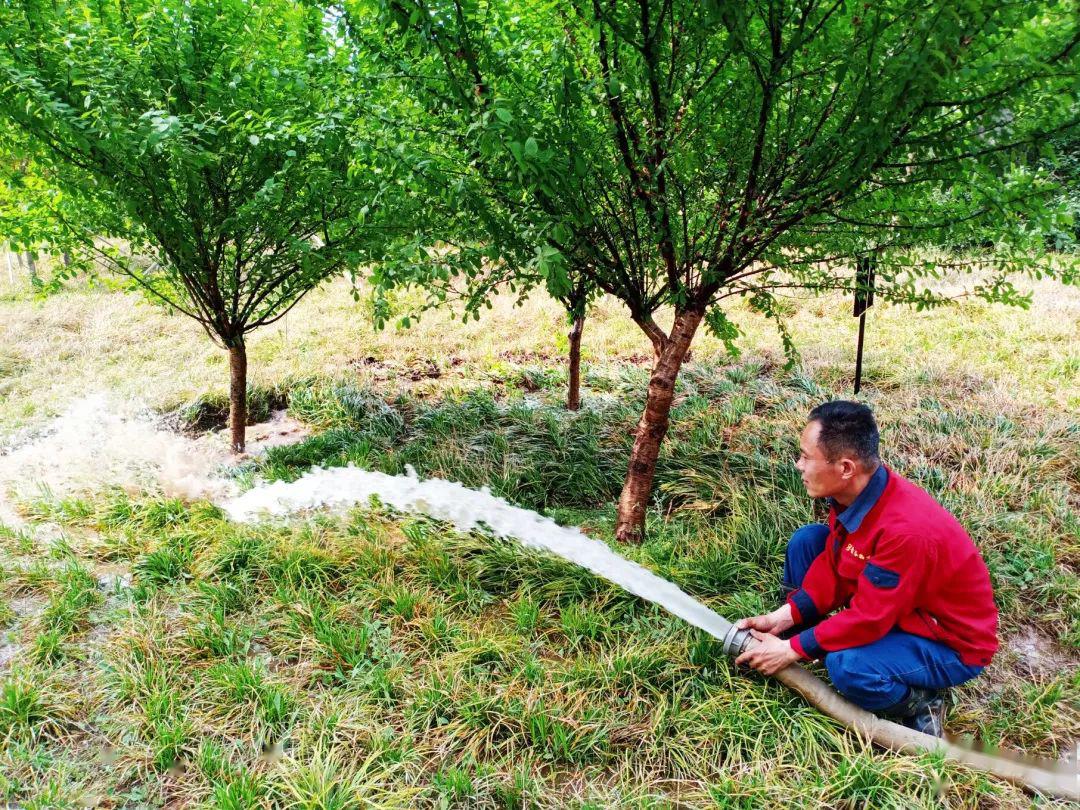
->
<box><xmin>785</xmin><ymin>538</ymin><xmax>847</xmax><ymax>627</ymax></box>
<box><xmin>791</xmin><ymin>533</ymin><xmax>931</xmax><ymax>661</ymax></box>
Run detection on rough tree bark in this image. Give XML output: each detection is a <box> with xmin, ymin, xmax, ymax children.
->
<box><xmin>633</xmin><ymin>314</ymin><xmax>670</xmax><ymax>363</ymax></box>
<box><xmin>567</xmin><ymin>314</ymin><xmax>585</xmax><ymax>411</ymax></box>
<box><xmin>228</xmin><ymin>340</ymin><xmax>248</xmax><ymax>454</ymax></box>
<box><xmin>616</xmin><ymin>307</ymin><xmax>704</xmax><ymax>542</ymax></box>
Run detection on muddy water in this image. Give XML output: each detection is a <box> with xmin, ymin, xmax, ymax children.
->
<box><xmin>0</xmin><ymin>393</ymin><xmax>235</xmax><ymax>510</ymax></box>
<box><xmin>0</xmin><ymin>394</ymin><xmax>312</xmax><ymax>524</ymax></box>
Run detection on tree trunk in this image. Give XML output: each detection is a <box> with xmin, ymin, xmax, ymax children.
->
<box><xmin>23</xmin><ymin>252</ymin><xmax>37</xmax><ymax>283</ymax></box>
<box><xmin>228</xmin><ymin>340</ymin><xmax>248</xmax><ymax>454</ymax></box>
<box><xmin>616</xmin><ymin>308</ymin><xmax>704</xmax><ymax>543</ymax></box>
<box><xmin>567</xmin><ymin>314</ymin><xmax>585</xmax><ymax>411</ymax></box>
<box><xmin>633</xmin><ymin>314</ymin><xmax>669</xmax><ymax>363</ymax></box>
<box><xmin>62</xmin><ymin>252</ymin><xmax>73</xmax><ymax>268</ymax></box>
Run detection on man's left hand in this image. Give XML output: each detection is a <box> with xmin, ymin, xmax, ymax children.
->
<box><xmin>734</xmin><ymin>629</ymin><xmax>801</xmax><ymax>676</ymax></box>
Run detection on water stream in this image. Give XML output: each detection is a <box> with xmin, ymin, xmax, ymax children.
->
<box><xmin>222</xmin><ymin>463</ymin><xmax>736</xmax><ymax>642</ymax></box>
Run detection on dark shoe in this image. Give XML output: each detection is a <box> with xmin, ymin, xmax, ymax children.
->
<box><xmin>904</xmin><ymin>690</ymin><xmax>947</xmax><ymax>737</ymax></box>
<box><xmin>878</xmin><ymin>687</ymin><xmax>948</xmax><ymax>738</ymax></box>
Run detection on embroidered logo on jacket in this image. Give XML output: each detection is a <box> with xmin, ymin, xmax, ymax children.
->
<box><xmin>844</xmin><ymin>543</ymin><xmax>867</xmax><ymax>561</ymax></box>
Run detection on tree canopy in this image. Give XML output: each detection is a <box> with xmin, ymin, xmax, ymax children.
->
<box><xmin>365</xmin><ymin>0</ymin><xmax>1079</xmax><ymax>538</ymax></box>
<box><xmin>0</xmin><ymin>0</ymin><xmax>409</xmax><ymax>449</ymax></box>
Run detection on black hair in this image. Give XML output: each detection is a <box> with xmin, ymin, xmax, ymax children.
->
<box><xmin>807</xmin><ymin>401</ymin><xmax>880</xmax><ymax>466</ymax></box>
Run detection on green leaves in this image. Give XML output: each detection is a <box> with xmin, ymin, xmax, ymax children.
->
<box><xmin>0</xmin><ymin>0</ymin><xmax>397</xmax><ymax>339</ymax></box>
<box><xmin>704</xmin><ymin>309</ymin><xmax>742</xmax><ymax>359</ymax></box>
<box><xmin>139</xmin><ymin>110</ymin><xmax>183</xmax><ymax>152</ymax></box>
<box><xmin>379</xmin><ymin>0</ymin><xmax>1077</xmax><ymax>334</ymax></box>
<box><xmin>534</xmin><ymin>244</ymin><xmax>570</xmax><ymax>298</ymax></box>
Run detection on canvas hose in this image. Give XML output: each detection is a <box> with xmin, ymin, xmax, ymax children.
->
<box><xmin>722</xmin><ymin>628</ymin><xmax>1078</xmax><ymax>801</ymax></box>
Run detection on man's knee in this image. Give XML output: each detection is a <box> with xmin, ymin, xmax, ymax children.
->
<box><xmin>784</xmin><ymin>524</ymin><xmax>829</xmax><ymax>591</ymax></box>
<box><xmin>788</xmin><ymin>523</ymin><xmax>829</xmax><ymax>557</ymax></box>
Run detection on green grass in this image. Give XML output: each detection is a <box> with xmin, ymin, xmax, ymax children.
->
<box><xmin>0</xmin><ymin>275</ymin><xmax>1077</xmax><ymax>806</ymax></box>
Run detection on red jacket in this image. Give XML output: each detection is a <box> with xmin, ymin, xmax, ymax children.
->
<box><xmin>788</xmin><ymin>466</ymin><xmax>998</xmax><ymax>667</ymax></box>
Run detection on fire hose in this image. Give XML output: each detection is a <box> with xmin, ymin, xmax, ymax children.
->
<box><xmin>721</xmin><ymin>626</ymin><xmax>1079</xmax><ymax>801</ymax></box>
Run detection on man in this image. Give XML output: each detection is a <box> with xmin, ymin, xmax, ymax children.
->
<box><xmin>735</xmin><ymin>401</ymin><xmax>998</xmax><ymax>736</ymax></box>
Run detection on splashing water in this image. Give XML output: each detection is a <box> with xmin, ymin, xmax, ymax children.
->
<box><xmin>222</xmin><ymin>464</ymin><xmax>737</xmax><ymax>642</ymax></box>
<box><xmin>0</xmin><ymin>394</ymin><xmax>315</xmax><ymax>525</ymax></box>
<box><xmin>0</xmin><ymin>394</ymin><xmax>235</xmax><ymax>514</ymax></box>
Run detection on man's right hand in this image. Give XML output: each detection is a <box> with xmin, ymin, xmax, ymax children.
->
<box><xmin>736</xmin><ymin>602</ymin><xmax>795</xmax><ymax>635</ymax></box>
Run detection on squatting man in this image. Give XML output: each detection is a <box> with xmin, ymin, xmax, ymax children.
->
<box><xmin>735</xmin><ymin>401</ymin><xmax>997</xmax><ymax>736</ymax></box>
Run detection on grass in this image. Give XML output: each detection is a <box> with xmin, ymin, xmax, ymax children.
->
<box><xmin>1</xmin><ymin>268</ymin><xmax>1078</xmax><ymax>435</ymax></box>
<box><xmin>0</xmin><ymin>270</ymin><xmax>1077</xmax><ymax>806</ymax></box>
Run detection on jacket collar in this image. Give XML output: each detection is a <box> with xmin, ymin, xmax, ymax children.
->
<box><xmin>831</xmin><ymin>464</ymin><xmax>889</xmax><ymax>533</ymax></box>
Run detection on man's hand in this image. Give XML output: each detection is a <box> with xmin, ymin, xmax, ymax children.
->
<box><xmin>735</xmin><ymin>602</ymin><xmax>795</xmax><ymax>635</ymax></box>
<box><xmin>734</xmin><ymin>630</ymin><xmax>801</xmax><ymax>676</ymax></box>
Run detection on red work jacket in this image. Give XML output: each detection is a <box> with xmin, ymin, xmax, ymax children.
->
<box><xmin>787</xmin><ymin>466</ymin><xmax>998</xmax><ymax>667</ymax></box>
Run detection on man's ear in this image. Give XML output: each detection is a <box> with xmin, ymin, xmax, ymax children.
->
<box><xmin>838</xmin><ymin>457</ymin><xmax>858</xmax><ymax>480</ymax></box>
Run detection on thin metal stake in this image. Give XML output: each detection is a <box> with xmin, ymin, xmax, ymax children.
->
<box><xmin>853</xmin><ymin>254</ymin><xmax>876</xmax><ymax>396</ymax></box>
<box><xmin>854</xmin><ymin>312</ymin><xmax>867</xmax><ymax>395</ymax></box>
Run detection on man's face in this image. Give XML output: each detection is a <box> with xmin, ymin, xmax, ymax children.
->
<box><xmin>795</xmin><ymin>420</ymin><xmax>847</xmax><ymax>499</ymax></box>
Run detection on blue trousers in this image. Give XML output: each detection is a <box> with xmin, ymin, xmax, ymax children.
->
<box><xmin>784</xmin><ymin>524</ymin><xmax>984</xmax><ymax>711</ymax></box>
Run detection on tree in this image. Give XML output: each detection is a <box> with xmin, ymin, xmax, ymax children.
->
<box><xmin>388</xmin><ymin>241</ymin><xmax>600</xmax><ymax>410</ymax></box>
<box><xmin>356</xmin><ymin>101</ymin><xmax>602</xmax><ymax>411</ymax></box>
<box><xmin>561</xmin><ymin>268</ymin><xmax>596</xmax><ymax>411</ymax></box>
<box><xmin>0</xmin><ymin>0</ymin><xmax>402</xmax><ymax>451</ymax></box>
<box><xmin>0</xmin><ymin>124</ymin><xmax>109</xmax><ymax>291</ymax></box>
<box><xmin>1044</xmin><ymin>129</ymin><xmax>1080</xmax><ymax>250</ymax></box>
<box><xmin>368</xmin><ymin>0</ymin><xmax>1079</xmax><ymax>540</ymax></box>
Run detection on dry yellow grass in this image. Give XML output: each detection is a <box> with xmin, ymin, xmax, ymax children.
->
<box><xmin>0</xmin><ymin>270</ymin><xmax>1077</xmax><ymax>435</ymax></box>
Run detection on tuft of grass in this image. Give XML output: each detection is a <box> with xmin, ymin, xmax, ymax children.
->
<box><xmin>431</xmin><ymin>763</ymin><xmax>476</xmax><ymax>805</ymax></box>
<box><xmin>133</xmin><ymin>547</ymin><xmax>191</xmax><ymax>595</ymax></box>
<box><xmin>40</xmin><ymin>563</ymin><xmax>100</xmax><ymax>636</ymax></box>
<box><xmin>208</xmin><ymin>660</ymin><xmax>299</xmax><ymax>737</ymax></box>
<box><xmin>269</xmin><ymin>749</ymin><xmax>415</xmax><ymax>809</ymax></box>
<box><xmin>186</xmin><ymin>604</ymin><xmax>253</xmax><ymax>659</ymax></box>
<box><xmin>510</xmin><ymin>595</ymin><xmax>539</xmax><ymax>635</ymax></box>
<box><xmin>559</xmin><ymin>603</ymin><xmax>610</xmax><ymax>649</ymax></box>
<box><xmin>0</xmin><ymin>524</ymin><xmax>36</xmax><ymax>556</ymax></box>
<box><xmin>210</xmin><ymin>773</ymin><xmax>267</xmax><ymax>810</ymax></box>
<box><xmin>287</xmin><ymin>380</ymin><xmax>405</xmax><ymax>438</ymax></box>
<box><xmin>0</xmin><ymin>671</ymin><xmax>69</xmax><ymax>742</ymax></box>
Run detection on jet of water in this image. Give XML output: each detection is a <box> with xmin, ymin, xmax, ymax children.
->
<box><xmin>222</xmin><ymin>464</ymin><xmax>736</xmax><ymax>642</ymax></box>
